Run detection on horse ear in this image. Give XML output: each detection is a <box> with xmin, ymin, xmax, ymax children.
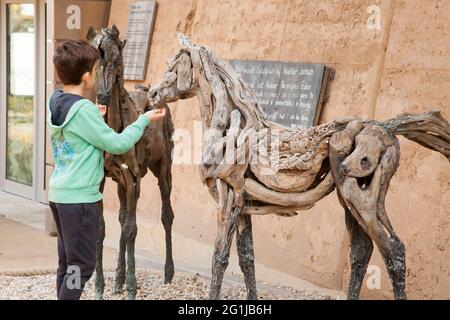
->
<box><xmin>111</xmin><ymin>24</ymin><xmax>120</xmax><ymax>39</ymax></box>
<box><xmin>86</xmin><ymin>25</ymin><xmax>97</xmax><ymax>42</ymax></box>
<box><xmin>122</xmin><ymin>39</ymin><xmax>127</xmax><ymax>49</ymax></box>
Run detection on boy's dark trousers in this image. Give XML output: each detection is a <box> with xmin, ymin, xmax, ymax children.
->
<box><xmin>49</xmin><ymin>201</ymin><xmax>100</xmax><ymax>300</ymax></box>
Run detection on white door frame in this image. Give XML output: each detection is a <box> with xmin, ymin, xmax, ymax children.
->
<box><xmin>0</xmin><ymin>0</ymin><xmax>46</xmax><ymax>201</ymax></box>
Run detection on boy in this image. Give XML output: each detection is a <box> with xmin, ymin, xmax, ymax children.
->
<box><xmin>47</xmin><ymin>40</ymin><xmax>165</xmax><ymax>300</ymax></box>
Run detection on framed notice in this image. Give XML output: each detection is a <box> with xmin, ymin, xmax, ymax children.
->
<box><xmin>229</xmin><ymin>60</ymin><xmax>331</xmax><ymax>129</ymax></box>
<box><xmin>123</xmin><ymin>0</ymin><xmax>157</xmax><ymax>80</ymax></box>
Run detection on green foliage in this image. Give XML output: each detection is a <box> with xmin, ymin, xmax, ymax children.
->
<box><xmin>6</xmin><ymin>95</ymin><xmax>33</xmax><ymax>186</ymax></box>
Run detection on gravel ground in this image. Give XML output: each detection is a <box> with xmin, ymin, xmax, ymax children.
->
<box><xmin>0</xmin><ymin>269</ymin><xmax>334</xmax><ymax>300</ymax></box>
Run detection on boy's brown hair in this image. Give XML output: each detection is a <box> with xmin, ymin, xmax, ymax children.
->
<box><xmin>53</xmin><ymin>40</ymin><xmax>100</xmax><ymax>85</ymax></box>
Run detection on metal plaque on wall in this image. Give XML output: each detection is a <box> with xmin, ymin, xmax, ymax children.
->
<box><xmin>123</xmin><ymin>0</ymin><xmax>157</xmax><ymax>81</ymax></box>
<box><xmin>229</xmin><ymin>60</ymin><xmax>331</xmax><ymax>129</ymax></box>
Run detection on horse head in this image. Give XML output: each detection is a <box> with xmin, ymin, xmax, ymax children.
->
<box><xmin>146</xmin><ymin>33</ymin><xmax>198</xmax><ymax>110</ymax></box>
<box><xmin>87</xmin><ymin>24</ymin><xmax>126</xmax><ymax>107</ymax></box>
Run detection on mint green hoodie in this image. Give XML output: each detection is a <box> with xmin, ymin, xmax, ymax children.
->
<box><xmin>47</xmin><ymin>91</ymin><xmax>150</xmax><ymax>204</ymax></box>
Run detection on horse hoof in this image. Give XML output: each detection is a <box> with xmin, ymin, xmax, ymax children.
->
<box><xmin>112</xmin><ymin>287</ymin><xmax>123</xmax><ymax>295</ymax></box>
<box><xmin>95</xmin><ymin>293</ymin><xmax>104</xmax><ymax>300</ymax></box>
<box><xmin>164</xmin><ymin>275</ymin><xmax>174</xmax><ymax>284</ymax></box>
<box><xmin>247</xmin><ymin>294</ymin><xmax>258</xmax><ymax>300</ymax></box>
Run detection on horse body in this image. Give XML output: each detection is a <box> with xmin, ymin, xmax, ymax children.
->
<box><xmin>147</xmin><ymin>33</ymin><xmax>450</xmax><ymax>300</ymax></box>
<box><xmin>88</xmin><ymin>26</ymin><xmax>175</xmax><ymax>299</ymax></box>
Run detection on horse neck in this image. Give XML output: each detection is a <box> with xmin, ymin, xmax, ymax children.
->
<box><xmin>208</xmin><ymin>55</ymin><xmax>266</xmax><ymax>131</ymax></box>
<box><xmin>114</xmin><ymin>79</ymin><xmax>128</xmax><ymax>103</ymax></box>
<box><xmin>111</xmin><ymin>55</ymin><xmax>138</xmax><ymax>111</ymax></box>
<box><xmin>115</xmin><ymin>58</ymin><xmax>128</xmax><ymax>100</ymax></box>
<box><xmin>107</xmin><ymin>67</ymin><xmax>134</xmax><ymax>132</ymax></box>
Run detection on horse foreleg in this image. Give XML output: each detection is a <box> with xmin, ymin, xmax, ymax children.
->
<box><xmin>95</xmin><ymin>201</ymin><xmax>106</xmax><ymax>300</ymax></box>
<box><xmin>125</xmin><ymin>197</ymin><xmax>138</xmax><ymax>300</ymax></box>
<box><xmin>113</xmin><ymin>184</ymin><xmax>127</xmax><ymax>295</ymax></box>
<box><xmin>95</xmin><ymin>178</ymin><xmax>106</xmax><ymax>300</ymax></box>
<box><xmin>210</xmin><ymin>185</ymin><xmax>240</xmax><ymax>300</ymax></box>
<box><xmin>236</xmin><ymin>214</ymin><xmax>257</xmax><ymax>300</ymax></box>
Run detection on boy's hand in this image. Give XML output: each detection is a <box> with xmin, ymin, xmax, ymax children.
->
<box><xmin>145</xmin><ymin>108</ymin><xmax>166</xmax><ymax>122</ymax></box>
<box><xmin>97</xmin><ymin>103</ymin><xmax>107</xmax><ymax>116</ymax></box>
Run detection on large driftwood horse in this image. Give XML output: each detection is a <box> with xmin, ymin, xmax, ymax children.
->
<box><xmin>87</xmin><ymin>26</ymin><xmax>175</xmax><ymax>299</ymax></box>
<box><xmin>145</xmin><ymin>33</ymin><xmax>450</xmax><ymax>300</ymax></box>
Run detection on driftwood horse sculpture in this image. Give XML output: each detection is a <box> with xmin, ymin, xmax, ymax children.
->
<box><xmin>145</xmin><ymin>33</ymin><xmax>450</xmax><ymax>300</ymax></box>
<box><xmin>87</xmin><ymin>25</ymin><xmax>175</xmax><ymax>299</ymax></box>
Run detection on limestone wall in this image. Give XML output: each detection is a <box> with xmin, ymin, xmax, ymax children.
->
<box><xmin>104</xmin><ymin>0</ymin><xmax>450</xmax><ymax>299</ymax></box>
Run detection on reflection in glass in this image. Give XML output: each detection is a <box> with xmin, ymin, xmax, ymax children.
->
<box><xmin>6</xmin><ymin>4</ymin><xmax>35</xmax><ymax>185</ymax></box>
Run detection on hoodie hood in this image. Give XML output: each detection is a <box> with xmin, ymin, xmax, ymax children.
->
<box><xmin>48</xmin><ymin>90</ymin><xmax>87</xmax><ymax>129</ymax></box>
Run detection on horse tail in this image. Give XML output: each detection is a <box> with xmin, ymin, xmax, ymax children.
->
<box><xmin>380</xmin><ymin>110</ymin><xmax>450</xmax><ymax>161</ymax></box>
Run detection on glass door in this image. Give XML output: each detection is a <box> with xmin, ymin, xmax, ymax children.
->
<box><xmin>6</xmin><ymin>2</ymin><xmax>35</xmax><ymax>186</ymax></box>
<box><xmin>1</xmin><ymin>0</ymin><xmax>36</xmax><ymax>198</ymax></box>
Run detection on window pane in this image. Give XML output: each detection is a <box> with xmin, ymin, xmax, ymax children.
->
<box><xmin>6</xmin><ymin>4</ymin><xmax>35</xmax><ymax>186</ymax></box>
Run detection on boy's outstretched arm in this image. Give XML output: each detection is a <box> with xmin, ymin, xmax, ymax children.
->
<box><xmin>67</xmin><ymin>101</ymin><xmax>165</xmax><ymax>155</ymax></box>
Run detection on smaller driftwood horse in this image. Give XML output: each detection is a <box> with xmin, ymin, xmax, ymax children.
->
<box><xmin>145</xmin><ymin>33</ymin><xmax>450</xmax><ymax>300</ymax></box>
<box><xmin>87</xmin><ymin>25</ymin><xmax>175</xmax><ymax>299</ymax></box>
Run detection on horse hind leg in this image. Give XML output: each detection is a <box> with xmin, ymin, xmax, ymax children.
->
<box><xmin>348</xmin><ymin>204</ymin><xmax>406</xmax><ymax>300</ymax></box>
<box><xmin>236</xmin><ymin>214</ymin><xmax>257</xmax><ymax>300</ymax></box>
<box><xmin>330</xmin><ymin>120</ymin><xmax>372</xmax><ymax>299</ymax></box>
<box><xmin>375</xmin><ymin>144</ymin><xmax>406</xmax><ymax>300</ymax></box>
<box><xmin>338</xmin><ymin>192</ymin><xmax>374</xmax><ymax>300</ymax></box>
<box><xmin>380</xmin><ymin>233</ymin><xmax>406</xmax><ymax>300</ymax></box>
<box><xmin>350</xmin><ymin>202</ymin><xmax>406</xmax><ymax>300</ymax></box>
<box><xmin>330</xmin><ymin>122</ymin><xmax>406</xmax><ymax>300</ymax></box>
